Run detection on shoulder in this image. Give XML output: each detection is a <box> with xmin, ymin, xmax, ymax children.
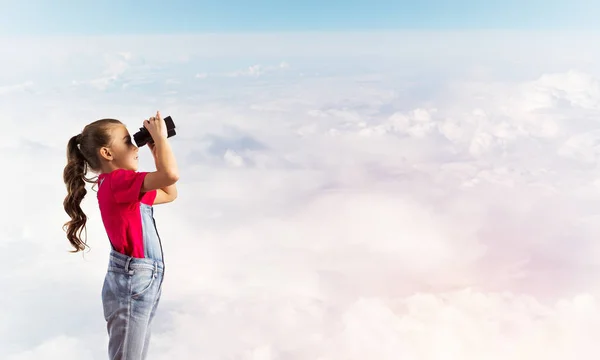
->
<box><xmin>110</xmin><ymin>168</ymin><xmax>139</xmax><ymax>179</ymax></box>
<box><xmin>103</xmin><ymin>169</ymin><xmax>149</xmax><ymax>204</ymax></box>
<box><xmin>108</xmin><ymin>169</ymin><xmax>149</xmax><ymax>185</ymax></box>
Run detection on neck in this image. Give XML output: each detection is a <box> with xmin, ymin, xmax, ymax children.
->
<box><xmin>100</xmin><ymin>162</ymin><xmax>120</xmax><ymax>174</ymax></box>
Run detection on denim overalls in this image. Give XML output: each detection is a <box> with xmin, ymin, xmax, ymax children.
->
<box><xmin>101</xmin><ymin>202</ymin><xmax>165</xmax><ymax>360</ymax></box>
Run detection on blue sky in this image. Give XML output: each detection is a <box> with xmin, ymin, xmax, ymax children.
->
<box><xmin>0</xmin><ymin>0</ymin><xmax>596</xmax><ymax>35</ymax></box>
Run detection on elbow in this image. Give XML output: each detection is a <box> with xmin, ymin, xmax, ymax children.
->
<box><xmin>166</xmin><ymin>171</ymin><xmax>179</xmax><ymax>184</ymax></box>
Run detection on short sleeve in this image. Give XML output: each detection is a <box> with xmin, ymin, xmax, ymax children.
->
<box><xmin>109</xmin><ymin>169</ymin><xmax>148</xmax><ymax>204</ymax></box>
<box><xmin>141</xmin><ymin>189</ymin><xmax>157</xmax><ymax>206</ymax></box>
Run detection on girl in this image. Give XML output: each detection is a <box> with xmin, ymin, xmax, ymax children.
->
<box><xmin>62</xmin><ymin>111</ymin><xmax>179</xmax><ymax>359</ymax></box>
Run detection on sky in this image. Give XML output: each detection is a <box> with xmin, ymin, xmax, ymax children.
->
<box><xmin>0</xmin><ymin>0</ymin><xmax>598</xmax><ymax>34</ymax></box>
<box><xmin>3</xmin><ymin>2</ymin><xmax>600</xmax><ymax>360</ymax></box>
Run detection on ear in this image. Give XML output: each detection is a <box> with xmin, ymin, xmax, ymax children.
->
<box><xmin>99</xmin><ymin>146</ymin><xmax>114</xmax><ymax>161</ymax></box>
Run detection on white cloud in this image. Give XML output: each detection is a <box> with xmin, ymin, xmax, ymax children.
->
<box><xmin>142</xmin><ymin>290</ymin><xmax>600</xmax><ymax>360</ymax></box>
<box><xmin>0</xmin><ymin>80</ymin><xmax>34</xmax><ymax>95</ymax></box>
<box><xmin>520</xmin><ymin>70</ymin><xmax>600</xmax><ymax>110</ymax></box>
<box><xmin>3</xmin><ymin>31</ymin><xmax>600</xmax><ymax>359</ymax></box>
<box><xmin>201</xmin><ymin>61</ymin><xmax>291</xmax><ymax>79</ymax></box>
<box><xmin>227</xmin><ymin>64</ymin><xmax>265</xmax><ymax>78</ymax></box>
<box><xmin>224</xmin><ymin>149</ymin><xmax>246</xmax><ymax>167</ymax></box>
<box><xmin>7</xmin><ymin>336</ymin><xmax>96</xmax><ymax>360</ymax></box>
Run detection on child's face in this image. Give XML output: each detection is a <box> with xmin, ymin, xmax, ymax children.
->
<box><xmin>107</xmin><ymin>124</ymin><xmax>139</xmax><ymax>171</ymax></box>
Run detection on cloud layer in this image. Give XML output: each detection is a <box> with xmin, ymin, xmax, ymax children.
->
<box><xmin>2</xmin><ymin>31</ymin><xmax>600</xmax><ymax>359</ymax></box>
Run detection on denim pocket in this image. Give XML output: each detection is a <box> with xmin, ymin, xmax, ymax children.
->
<box><xmin>102</xmin><ymin>270</ymin><xmax>131</xmax><ymax>321</ymax></box>
<box><xmin>130</xmin><ymin>267</ymin><xmax>156</xmax><ymax>299</ymax></box>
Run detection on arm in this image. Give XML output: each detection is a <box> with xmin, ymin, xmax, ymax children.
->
<box><xmin>154</xmin><ymin>184</ymin><xmax>178</xmax><ymax>204</ymax></box>
<box><xmin>145</xmin><ymin>135</ymin><xmax>178</xmax><ymax>204</ymax></box>
<box><xmin>141</xmin><ymin>112</ymin><xmax>180</xmax><ymax>193</ymax></box>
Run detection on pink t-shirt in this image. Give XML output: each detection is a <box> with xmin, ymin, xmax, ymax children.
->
<box><xmin>96</xmin><ymin>169</ymin><xmax>157</xmax><ymax>258</ymax></box>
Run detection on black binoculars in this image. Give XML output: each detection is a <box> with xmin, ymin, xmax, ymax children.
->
<box><xmin>133</xmin><ymin>116</ymin><xmax>176</xmax><ymax>147</ymax></box>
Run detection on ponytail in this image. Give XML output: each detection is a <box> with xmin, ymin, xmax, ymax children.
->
<box><xmin>62</xmin><ymin>118</ymin><xmax>122</xmax><ymax>253</ymax></box>
<box><xmin>62</xmin><ymin>134</ymin><xmax>90</xmax><ymax>252</ymax></box>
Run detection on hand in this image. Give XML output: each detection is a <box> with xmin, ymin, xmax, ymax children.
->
<box><xmin>143</xmin><ymin>110</ymin><xmax>168</xmax><ymax>141</ymax></box>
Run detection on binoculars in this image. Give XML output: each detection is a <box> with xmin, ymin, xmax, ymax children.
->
<box><xmin>133</xmin><ymin>116</ymin><xmax>176</xmax><ymax>147</ymax></box>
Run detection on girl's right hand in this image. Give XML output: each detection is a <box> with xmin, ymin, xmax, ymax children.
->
<box><xmin>143</xmin><ymin>110</ymin><xmax>168</xmax><ymax>141</ymax></box>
